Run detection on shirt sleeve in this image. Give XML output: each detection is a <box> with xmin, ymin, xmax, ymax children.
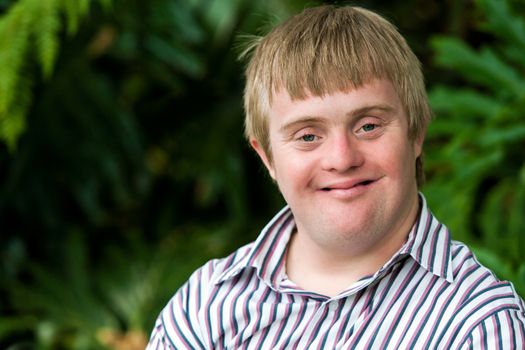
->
<box><xmin>146</xmin><ymin>262</ymin><xmax>216</xmax><ymax>350</ymax></box>
<box><xmin>460</xmin><ymin>308</ymin><xmax>525</xmax><ymax>349</ymax></box>
<box><xmin>145</xmin><ymin>317</ymin><xmax>174</xmax><ymax>350</ymax></box>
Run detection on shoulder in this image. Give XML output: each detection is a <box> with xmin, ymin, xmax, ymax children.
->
<box><xmin>449</xmin><ymin>240</ymin><xmax>523</xmax><ymax>310</ymax></box>
<box><xmin>437</xmin><ymin>240</ymin><xmax>525</xmax><ymax>348</ymax></box>
<box><xmin>172</xmin><ymin>241</ymin><xmax>255</xmax><ymax>297</ymax></box>
<box><xmin>146</xmin><ymin>242</ymin><xmax>256</xmax><ymax>349</ymax></box>
<box><xmin>462</xmin><ymin>308</ymin><xmax>525</xmax><ymax>348</ymax></box>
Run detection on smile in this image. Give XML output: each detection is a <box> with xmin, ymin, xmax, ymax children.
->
<box><xmin>318</xmin><ymin>179</ymin><xmax>377</xmax><ymax>199</ymax></box>
<box><xmin>321</xmin><ymin>179</ymin><xmax>375</xmax><ymax>191</ymax></box>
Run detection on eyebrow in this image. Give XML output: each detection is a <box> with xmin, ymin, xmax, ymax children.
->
<box><xmin>278</xmin><ymin>104</ymin><xmax>397</xmax><ymax>134</ymax></box>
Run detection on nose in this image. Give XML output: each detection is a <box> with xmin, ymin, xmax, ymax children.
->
<box><xmin>320</xmin><ymin>132</ymin><xmax>364</xmax><ymax>172</ymax></box>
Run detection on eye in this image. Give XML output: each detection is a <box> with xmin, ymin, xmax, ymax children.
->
<box><xmin>301</xmin><ymin>134</ymin><xmax>317</xmax><ymax>142</ymax></box>
<box><xmin>355</xmin><ymin>120</ymin><xmax>384</xmax><ymax>139</ymax></box>
<box><xmin>361</xmin><ymin>123</ymin><xmax>377</xmax><ymax>132</ymax></box>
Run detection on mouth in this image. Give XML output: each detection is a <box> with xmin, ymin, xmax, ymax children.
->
<box><xmin>321</xmin><ymin>179</ymin><xmax>375</xmax><ymax>192</ymax></box>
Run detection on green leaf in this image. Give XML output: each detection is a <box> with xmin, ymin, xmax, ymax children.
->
<box><xmin>507</xmin><ymin>182</ymin><xmax>525</xmax><ymax>262</ymax></box>
<box><xmin>478</xmin><ymin>180</ymin><xmax>518</xmax><ymax>259</ymax></box>
<box><xmin>0</xmin><ymin>1</ymin><xmax>31</xmax><ymax>115</ymax></box>
<box><xmin>0</xmin><ymin>109</ymin><xmax>25</xmax><ymax>151</ymax></box>
<box><xmin>61</xmin><ymin>0</ymin><xmax>81</xmax><ymax>34</ymax></box>
<box><xmin>455</xmin><ymin>149</ymin><xmax>502</xmax><ymax>181</ymax></box>
<box><xmin>145</xmin><ymin>35</ymin><xmax>206</xmax><ymax>78</ymax></box>
<box><xmin>0</xmin><ymin>0</ymin><xmax>112</xmax><ymax>148</ymax></box>
<box><xmin>35</xmin><ymin>0</ymin><xmax>61</xmax><ymax>77</ymax></box>
<box><xmin>431</xmin><ymin>36</ymin><xmax>525</xmax><ymax>97</ymax></box>
<box><xmin>429</xmin><ymin>86</ymin><xmax>503</xmax><ymax>120</ymax></box>
<box><xmin>478</xmin><ymin>125</ymin><xmax>525</xmax><ymax>147</ymax></box>
<box><xmin>201</xmin><ymin>0</ymin><xmax>244</xmax><ymax>45</ymax></box>
<box><xmin>517</xmin><ymin>264</ymin><xmax>525</xmax><ymax>297</ymax></box>
<box><xmin>0</xmin><ymin>316</ymin><xmax>36</xmax><ymax>340</ymax></box>
<box><xmin>476</xmin><ymin>0</ymin><xmax>525</xmax><ymax>55</ymax></box>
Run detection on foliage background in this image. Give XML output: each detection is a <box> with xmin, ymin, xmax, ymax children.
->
<box><xmin>0</xmin><ymin>0</ymin><xmax>523</xmax><ymax>348</ymax></box>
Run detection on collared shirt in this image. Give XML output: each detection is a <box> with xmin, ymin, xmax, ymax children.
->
<box><xmin>147</xmin><ymin>196</ymin><xmax>525</xmax><ymax>349</ymax></box>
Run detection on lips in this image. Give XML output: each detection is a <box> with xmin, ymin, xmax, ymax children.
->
<box><xmin>320</xmin><ymin>179</ymin><xmax>375</xmax><ymax>191</ymax></box>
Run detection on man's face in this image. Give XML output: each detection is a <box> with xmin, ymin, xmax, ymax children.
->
<box><xmin>252</xmin><ymin>79</ymin><xmax>423</xmax><ymax>253</ymax></box>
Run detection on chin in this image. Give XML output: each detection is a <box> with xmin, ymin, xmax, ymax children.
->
<box><xmin>320</xmin><ymin>213</ymin><xmax>374</xmax><ymax>235</ymax></box>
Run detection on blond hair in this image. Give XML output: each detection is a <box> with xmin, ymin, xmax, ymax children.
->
<box><xmin>242</xmin><ymin>5</ymin><xmax>432</xmax><ymax>185</ymax></box>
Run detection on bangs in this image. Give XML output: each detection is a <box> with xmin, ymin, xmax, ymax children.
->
<box><xmin>261</xmin><ymin>7</ymin><xmax>409</xmax><ymax>102</ymax></box>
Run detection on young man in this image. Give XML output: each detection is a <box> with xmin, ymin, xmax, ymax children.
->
<box><xmin>147</xmin><ymin>5</ymin><xmax>525</xmax><ymax>349</ymax></box>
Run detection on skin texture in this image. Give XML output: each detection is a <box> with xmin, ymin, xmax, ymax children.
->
<box><xmin>251</xmin><ymin>79</ymin><xmax>424</xmax><ymax>296</ymax></box>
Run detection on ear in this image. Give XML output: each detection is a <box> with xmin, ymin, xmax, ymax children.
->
<box><xmin>250</xmin><ymin>138</ymin><xmax>276</xmax><ymax>180</ymax></box>
<box><xmin>413</xmin><ymin>131</ymin><xmax>425</xmax><ymax>158</ymax></box>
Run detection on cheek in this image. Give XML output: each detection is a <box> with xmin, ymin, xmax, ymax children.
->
<box><xmin>273</xmin><ymin>153</ymin><xmax>315</xmax><ymax>190</ymax></box>
<box><xmin>372</xmin><ymin>140</ymin><xmax>416</xmax><ymax>178</ymax></box>
<box><xmin>394</xmin><ymin>144</ymin><xmax>419</xmax><ymax>179</ymax></box>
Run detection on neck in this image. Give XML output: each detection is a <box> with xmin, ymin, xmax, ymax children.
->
<box><xmin>285</xmin><ymin>197</ymin><xmax>420</xmax><ymax>297</ymax></box>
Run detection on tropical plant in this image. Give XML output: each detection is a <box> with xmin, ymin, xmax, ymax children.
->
<box><xmin>0</xmin><ymin>0</ymin><xmax>302</xmax><ymax>347</ymax></box>
<box><xmin>424</xmin><ymin>0</ymin><xmax>525</xmax><ymax>296</ymax></box>
<box><xmin>0</xmin><ymin>0</ymin><xmax>111</xmax><ymax>150</ymax></box>
<box><xmin>5</xmin><ymin>230</ymin><xmax>229</xmax><ymax>349</ymax></box>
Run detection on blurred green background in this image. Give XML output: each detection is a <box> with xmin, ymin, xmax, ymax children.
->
<box><xmin>0</xmin><ymin>0</ymin><xmax>524</xmax><ymax>349</ymax></box>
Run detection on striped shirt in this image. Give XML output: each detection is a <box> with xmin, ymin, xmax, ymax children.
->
<box><xmin>147</xmin><ymin>195</ymin><xmax>525</xmax><ymax>349</ymax></box>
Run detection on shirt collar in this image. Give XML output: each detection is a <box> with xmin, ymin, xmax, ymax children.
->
<box><xmin>216</xmin><ymin>193</ymin><xmax>454</xmax><ymax>287</ymax></box>
<box><xmin>215</xmin><ymin>205</ymin><xmax>295</xmax><ymax>287</ymax></box>
<box><xmin>400</xmin><ymin>194</ymin><xmax>454</xmax><ymax>283</ymax></box>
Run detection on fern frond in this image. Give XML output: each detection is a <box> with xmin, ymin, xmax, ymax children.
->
<box><xmin>78</xmin><ymin>0</ymin><xmax>90</xmax><ymax>16</ymax></box>
<box><xmin>60</xmin><ymin>0</ymin><xmax>81</xmax><ymax>34</ymax></box>
<box><xmin>431</xmin><ymin>36</ymin><xmax>525</xmax><ymax>97</ymax></box>
<box><xmin>0</xmin><ymin>69</ymin><xmax>32</xmax><ymax>151</ymax></box>
<box><xmin>34</xmin><ymin>0</ymin><xmax>61</xmax><ymax>77</ymax></box>
<box><xmin>98</xmin><ymin>0</ymin><xmax>112</xmax><ymax>11</ymax></box>
<box><xmin>0</xmin><ymin>0</ymin><xmax>32</xmax><ymax>115</ymax></box>
<box><xmin>429</xmin><ymin>86</ymin><xmax>503</xmax><ymax>120</ymax></box>
<box><xmin>0</xmin><ymin>111</ymin><xmax>26</xmax><ymax>151</ymax></box>
<box><xmin>477</xmin><ymin>0</ymin><xmax>525</xmax><ymax>55</ymax></box>
<box><xmin>0</xmin><ymin>0</ymin><xmax>113</xmax><ymax>150</ymax></box>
